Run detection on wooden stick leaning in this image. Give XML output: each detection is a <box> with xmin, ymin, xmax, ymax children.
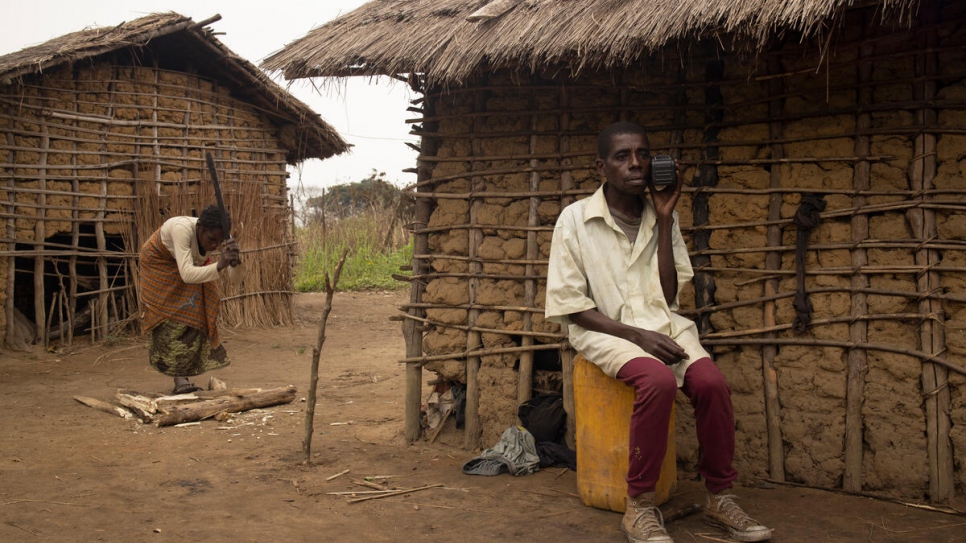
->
<box><xmin>302</xmin><ymin>249</ymin><xmax>349</xmax><ymax>464</ymax></box>
<box><xmin>428</xmin><ymin>408</ymin><xmax>453</xmax><ymax>443</ymax></box>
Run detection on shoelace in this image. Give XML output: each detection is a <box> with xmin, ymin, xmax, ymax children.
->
<box><xmin>631</xmin><ymin>504</ymin><xmax>668</xmax><ymax>535</ymax></box>
<box><xmin>713</xmin><ymin>494</ymin><xmax>757</xmax><ymax>528</ymax></box>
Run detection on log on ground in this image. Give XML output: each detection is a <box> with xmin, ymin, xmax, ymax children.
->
<box><xmin>153</xmin><ymin>385</ymin><xmax>297</xmax><ymax>427</ymax></box>
<box><xmin>154</xmin><ymin>388</ymin><xmax>264</xmax><ymax>409</ymax></box>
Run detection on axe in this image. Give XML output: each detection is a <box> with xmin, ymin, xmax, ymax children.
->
<box><xmin>204</xmin><ymin>152</ymin><xmax>239</xmax><ymax>265</ymax></box>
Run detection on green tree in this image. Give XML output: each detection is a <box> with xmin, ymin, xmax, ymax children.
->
<box><xmin>305</xmin><ymin>170</ymin><xmax>413</xmax><ymax>222</ymax></box>
<box><xmin>332</xmin><ymin>171</ymin><xmax>402</xmax><ymax>216</ymax></box>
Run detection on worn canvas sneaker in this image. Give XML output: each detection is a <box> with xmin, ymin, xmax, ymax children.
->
<box><xmin>704</xmin><ymin>493</ymin><xmax>773</xmax><ymax>542</ymax></box>
<box><xmin>621</xmin><ymin>493</ymin><xmax>673</xmax><ymax>543</ymax></box>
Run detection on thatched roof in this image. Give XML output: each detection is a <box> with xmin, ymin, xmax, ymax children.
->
<box><xmin>0</xmin><ymin>12</ymin><xmax>348</xmax><ymax>162</ymax></box>
<box><xmin>262</xmin><ymin>0</ymin><xmax>919</xmax><ymax>84</ymax></box>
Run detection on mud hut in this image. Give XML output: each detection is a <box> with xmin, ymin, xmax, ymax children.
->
<box><xmin>1</xmin><ymin>13</ymin><xmax>349</xmax><ymax>350</ymax></box>
<box><xmin>264</xmin><ymin>0</ymin><xmax>966</xmax><ymax>503</ymax></box>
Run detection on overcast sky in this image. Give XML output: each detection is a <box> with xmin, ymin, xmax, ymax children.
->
<box><xmin>0</xmin><ymin>1</ymin><xmax>419</xmax><ymax>195</ymax></box>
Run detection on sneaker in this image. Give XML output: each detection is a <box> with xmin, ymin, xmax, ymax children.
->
<box><xmin>621</xmin><ymin>493</ymin><xmax>673</xmax><ymax>543</ymax></box>
<box><xmin>704</xmin><ymin>493</ymin><xmax>773</xmax><ymax>542</ymax></box>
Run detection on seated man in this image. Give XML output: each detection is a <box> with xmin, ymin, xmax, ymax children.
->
<box><xmin>545</xmin><ymin>122</ymin><xmax>772</xmax><ymax>543</ymax></box>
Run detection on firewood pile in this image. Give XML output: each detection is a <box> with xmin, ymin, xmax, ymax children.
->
<box><xmin>74</xmin><ymin>380</ymin><xmax>297</xmax><ymax>427</ymax></box>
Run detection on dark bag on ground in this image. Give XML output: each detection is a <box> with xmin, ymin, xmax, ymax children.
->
<box><xmin>518</xmin><ymin>394</ymin><xmax>566</xmax><ymax>444</ymax></box>
<box><xmin>517</xmin><ymin>394</ymin><xmax>575</xmax><ymax>469</ymax></box>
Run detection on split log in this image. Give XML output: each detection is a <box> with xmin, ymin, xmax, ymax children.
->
<box><xmin>154</xmin><ymin>385</ymin><xmax>297</xmax><ymax>427</ymax></box>
<box><xmin>117</xmin><ymin>392</ymin><xmax>158</xmax><ymax>421</ymax></box>
<box><xmin>74</xmin><ymin>396</ymin><xmax>134</xmax><ymax>420</ymax></box>
<box><xmin>155</xmin><ymin>388</ymin><xmax>263</xmax><ymax>407</ymax></box>
<box><xmin>116</xmin><ymin>388</ymin><xmax>263</xmax><ymax>407</ymax></box>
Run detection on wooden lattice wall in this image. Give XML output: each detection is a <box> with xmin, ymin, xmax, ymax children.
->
<box><xmin>1</xmin><ymin>61</ymin><xmax>297</xmax><ymax>350</ymax></box>
<box><xmin>401</xmin><ymin>3</ymin><xmax>966</xmax><ymax>502</ymax></box>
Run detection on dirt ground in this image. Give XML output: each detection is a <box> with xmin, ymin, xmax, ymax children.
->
<box><xmin>1</xmin><ymin>290</ymin><xmax>964</xmax><ymax>543</ymax></box>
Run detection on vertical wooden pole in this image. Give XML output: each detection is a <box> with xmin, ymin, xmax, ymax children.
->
<box><xmin>558</xmin><ymin>86</ymin><xmax>577</xmax><ymax>450</ymax></box>
<box><xmin>69</xmin><ymin>77</ymin><xmax>80</xmax><ymax>347</ymax></box>
<box><xmin>95</xmin><ymin>180</ymin><xmax>109</xmax><ymax>340</ymax></box>
<box><xmin>4</xmin><ymin>112</ymin><xmax>16</xmax><ymax>347</ymax></box>
<box><xmin>152</xmin><ymin>64</ymin><xmax>164</xmax><ymax>211</ymax></box>
<box><xmin>290</xmin><ymin>195</ymin><xmax>296</xmax><ymax>247</ymax></box>
<box><xmin>911</xmin><ymin>11</ymin><xmax>952</xmax><ymax>503</ymax></box>
<box><xmin>519</xmin><ymin>80</ymin><xmax>539</xmax><ymax>405</ymax></box>
<box><xmin>93</xmin><ymin>71</ymin><xmax>120</xmax><ymax>341</ymax></box>
<box><xmin>464</xmin><ymin>84</ymin><xmax>488</xmax><ymax>450</ymax></box>
<box><xmin>404</xmin><ymin>79</ymin><xmax>436</xmax><ymax>443</ymax></box>
<box><xmin>34</xmin><ymin>121</ymin><xmax>49</xmax><ymax>343</ymax></box>
<box><xmin>224</xmin><ymin>100</ymin><xmax>241</xmax><ymax>325</ymax></box>
<box><xmin>131</xmin><ymin>71</ymin><xmax>148</xmax><ymax>333</ymax></box>
<box><xmin>844</xmin><ymin>38</ymin><xmax>873</xmax><ymax>493</ymax></box>
<box><xmin>762</xmin><ymin>55</ymin><xmax>786</xmax><ymax>481</ymax></box>
<box><xmin>692</xmin><ymin>53</ymin><xmax>722</xmax><ymax>335</ymax></box>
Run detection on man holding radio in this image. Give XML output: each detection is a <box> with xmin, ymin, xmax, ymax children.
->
<box><xmin>546</xmin><ymin>122</ymin><xmax>772</xmax><ymax>542</ymax></box>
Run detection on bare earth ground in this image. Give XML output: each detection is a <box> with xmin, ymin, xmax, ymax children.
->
<box><xmin>1</xmin><ymin>290</ymin><xmax>964</xmax><ymax>543</ymax></box>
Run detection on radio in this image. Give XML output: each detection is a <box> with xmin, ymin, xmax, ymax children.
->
<box><xmin>650</xmin><ymin>154</ymin><xmax>676</xmax><ymax>190</ymax></box>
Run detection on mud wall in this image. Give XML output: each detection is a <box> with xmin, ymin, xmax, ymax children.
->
<box><xmin>406</xmin><ymin>2</ymin><xmax>966</xmax><ymax>502</ymax></box>
<box><xmin>1</xmin><ymin>62</ymin><xmax>295</xmax><ymax>349</ymax></box>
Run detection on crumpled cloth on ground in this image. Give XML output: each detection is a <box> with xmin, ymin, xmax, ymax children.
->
<box><xmin>424</xmin><ymin>388</ymin><xmax>457</xmax><ymax>430</ymax></box>
<box><xmin>536</xmin><ymin>441</ymin><xmax>577</xmax><ymax>470</ymax></box>
<box><xmin>462</xmin><ymin>426</ymin><xmax>541</xmax><ymax>476</ymax></box>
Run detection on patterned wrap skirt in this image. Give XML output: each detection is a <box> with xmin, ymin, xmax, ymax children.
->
<box><xmin>148</xmin><ymin>320</ymin><xmax>229</xmax><ymax>377</ymax></box>
<box><xmin>139</xmin><ymin>228</ymin><xmax>230</xmax><ymax>377</ymax></box>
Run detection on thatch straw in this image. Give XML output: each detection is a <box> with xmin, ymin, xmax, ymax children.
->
<box><xmin>262</xmin><ymin>0</ymin><xmax>919</xmax><ymax>84</ymax></box>
<box><xmin>0</xmin><ymin>12</ymin><xmax>349</xmax><ymax>162</ymax></box>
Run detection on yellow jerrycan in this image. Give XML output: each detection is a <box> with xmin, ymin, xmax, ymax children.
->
<box><xmin>573</xmin><ymin>354</ymin><xmax>677</xmax><ymax>512</ymax></box>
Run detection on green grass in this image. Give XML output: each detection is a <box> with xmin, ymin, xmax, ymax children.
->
<box><xmin>294</xmin><ymin>212</ymin><xmax>412</xmax><ymax>292</ymax></box>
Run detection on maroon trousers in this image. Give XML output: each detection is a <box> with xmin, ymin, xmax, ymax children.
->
<box><xmin>616</xmin><ymin>356</ymin><xmax>737</xmax><ymax>497</ymax></box>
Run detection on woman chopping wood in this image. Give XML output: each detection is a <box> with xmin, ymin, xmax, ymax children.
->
<box><xmin>138</xmin><ymin>205</ymin><xmax>243</xmax><ymax>394</ymax></box>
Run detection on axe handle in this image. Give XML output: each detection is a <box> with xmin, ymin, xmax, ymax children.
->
<box><xmin>205</xmin><ymin>152</ymin><xmax>233</xmax><ymax>239</ymax></box>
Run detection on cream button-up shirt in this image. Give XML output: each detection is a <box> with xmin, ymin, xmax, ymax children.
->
<box><xmin>545</xmin><ymin>185</ymin><xmax>709</xmax><ymax>384</ymax></box>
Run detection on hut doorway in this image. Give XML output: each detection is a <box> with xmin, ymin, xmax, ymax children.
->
<box><xmin>11</xmin><ymin>224</ymin><xmax>133</xmax><ymax>348</ymax></box>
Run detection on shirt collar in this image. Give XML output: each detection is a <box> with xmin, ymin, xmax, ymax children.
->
<box><xmin>582</xmin><ymin>185</ymin><xmax>611</xmax><ymax>222</ymax></box>
<box><xmin>582</xmin><ymin>184</ymin><xmax>656</xmax><ymax>230</ymax></box>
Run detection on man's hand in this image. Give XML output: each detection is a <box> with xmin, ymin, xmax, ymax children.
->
<box><xmin>649</xmin><ymin>161</ymin><xmax>683</xmax><ymax>220</ymax></box>
<box><xmin>569</xmin><ymin>309</ymin><xmax>689</xmax><ymax>366</ymax></box>
<box><xmin>627</xmin><ymin>328</ymin><xmax>689</xmax><ymax>366</ymax></box>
